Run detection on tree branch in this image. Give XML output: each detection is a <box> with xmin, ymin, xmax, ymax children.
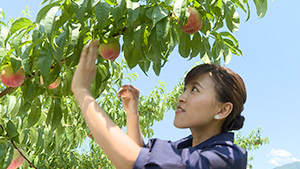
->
<box><xmin>0</xmin><ymin>87</ymin><xmax>15</xmax><ymax>98</ymax></box>
<box><xmin>0</xmin><ymin>124</ymin><xmax>37</xmax><ymax>169</ymax></box>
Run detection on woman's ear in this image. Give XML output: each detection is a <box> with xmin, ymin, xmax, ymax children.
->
<box><xmin>214</xmin><ymin>102</ymin><xmax>233</xmax><ymax>120</ymax></box>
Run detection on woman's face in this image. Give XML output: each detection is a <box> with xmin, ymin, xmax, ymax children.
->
<box><xmin>174</xmin><ymin>73</ymin><xmax>221</xmax><ymax>130</ymax></box>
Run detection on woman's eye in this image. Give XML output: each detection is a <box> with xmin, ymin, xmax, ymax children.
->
<box><xmin>192</xmin><ymin>87</ymin><xmax>198</xmax><ymax>92</ymax></box>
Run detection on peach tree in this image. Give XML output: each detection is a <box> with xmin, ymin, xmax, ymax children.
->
<box><xmin>0</xmin><ymin>0</ymin><xmax>268</xmax><ymax>168</ymax></box>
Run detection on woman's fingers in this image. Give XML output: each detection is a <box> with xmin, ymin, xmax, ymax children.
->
<box><xmin>87</xmin><ymin>40</ymin><xmax>99</xmax><ymax>66</ymax></box>
<box><xmin>78</xmin><ymin>40</ymin><xmax>99</xmax><ymax>67</ymax></box>
<box><xmin>117</xmin><ymin>86</ymin><xmax>127</xmax><ymax>98</ymax></box>
<box><xmin>128</xmin><ymin>85</ymin><xmax>140</xmax><ymax>97</ymax></box>
<box><xmin>71</xmin><ymin>40</ymin><xmax>100</xmax><ymax>92</ymax></box>
<box><xmin>79</xmin><ymin>45</ymin><xmax>89</xmax><ymax>65</ymax></box>
<box><xmin>117</xmin><ymin>85</ymin><xmax>139</xmax><ymax>99</ymax></box>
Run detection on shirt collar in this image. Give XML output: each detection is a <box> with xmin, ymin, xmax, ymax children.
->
<box><xmin>176</xmin><ymin>132</ymin><xmax>234</xmax><ymax>149</ymax></box>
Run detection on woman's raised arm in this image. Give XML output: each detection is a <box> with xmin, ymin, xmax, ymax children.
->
<box><xmin>71</xmin><ymin>40</ymin><xmax>141</xmax><ymax>169</ymax></box>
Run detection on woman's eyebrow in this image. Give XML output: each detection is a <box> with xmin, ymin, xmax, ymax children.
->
<box><xmin>189</xmin><ymin>81</ymin><xmax>204</xmax><ymax>89</ymax></box>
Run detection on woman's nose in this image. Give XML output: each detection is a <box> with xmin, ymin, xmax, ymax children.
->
<box><xmin>177</xmin><ymin>92</ymin><xmax>186</xmax><ymax>103</ymax></box>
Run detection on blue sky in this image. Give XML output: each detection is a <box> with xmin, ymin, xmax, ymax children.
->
<box><xmin>1</xmin><ymin>0</ymin><xmax>300</xmax><ymax>168</ymax></box>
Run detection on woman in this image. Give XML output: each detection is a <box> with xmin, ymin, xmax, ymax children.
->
<box><xmin>71</xmin><ymin>40</ymin><xmax>247</xmax><ymax>169</ymax></box>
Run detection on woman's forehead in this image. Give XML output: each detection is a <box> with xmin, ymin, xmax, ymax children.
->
<box><xmin>185</xmin><ymin>73</ymin><xmax>215</xmax><ymax>87</ymax></box>
<box><xmin>185</xmin><ymin>72</ymin><xmax>212</xmax><ymax>84</ymax></box>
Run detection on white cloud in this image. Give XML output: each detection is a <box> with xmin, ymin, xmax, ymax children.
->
<box><xmin>269</xmin><ymin>148</ymin><xmax>292</xmax><ymax>157</ymax></box>
<box><xmin>268</xmin><ymin>148</ymin><xmax>300</xmax><ymax>167</ymax></box>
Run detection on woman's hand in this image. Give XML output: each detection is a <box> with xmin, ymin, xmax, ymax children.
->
<box><xmin>118</xmin><ymin>85</ymin><xmax>140</xmax><ymax>115</ymax></box>
<box><xmin>71</xmin><ymin>40</ymin><xmax>99</xmax><ymax>95</ymax></box>
<box><xmin>118</xmin><ymin>85</ymin><xmax>144</xmax><ymax>146</ymax></box>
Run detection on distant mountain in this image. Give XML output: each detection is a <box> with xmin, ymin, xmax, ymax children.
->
<box><xmin>274</xmin><ymin>162</ymin><xmax>300</xmax><ymax>169</ymax></box>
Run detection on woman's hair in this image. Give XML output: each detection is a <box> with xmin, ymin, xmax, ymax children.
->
<box><xmin>184</xmin><ymin>64</ymin><xmax>247</xmax><ymax>132</ymax></box>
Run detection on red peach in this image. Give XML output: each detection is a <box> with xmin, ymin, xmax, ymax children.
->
<box><xmin>40</xmin><ymin>75</ymin><xmax>61</xmax><ymax>89</ymax></box>
<box><xmin>7</xmin><ymin>149</ymin><xmax>24</xmax><ymax>169</ymax></box>
<box><xmin>0</xmin><ymin>65</ymin><xmax>26</xmax><ymax>88</ymax></box>
<box><xmin>181</xmin><ymin>7</ymin><xmax>203</xmax><ymax>34</ymax></box>
<box><xmin>99</xmin><ymin>39</ymin><xmax>120</xmax><ymax>60</ymax></box>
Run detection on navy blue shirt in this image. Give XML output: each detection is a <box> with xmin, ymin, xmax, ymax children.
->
<box><xmin>133</xmin><ymin>132</ymin><xmax>247</xmax><ymax>169</ymax></box>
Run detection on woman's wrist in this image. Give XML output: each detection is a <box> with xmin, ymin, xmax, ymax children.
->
<box><xmin>125</xmin><ymin>110</ymin><xmax>139</xmax><ymax>116</ymax></box>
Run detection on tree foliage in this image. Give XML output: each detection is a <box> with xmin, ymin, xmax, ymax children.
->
<box><xmin>0</xmin><ymin>0</ymin><xmax>268</xmax><ymax>168</ymax></box>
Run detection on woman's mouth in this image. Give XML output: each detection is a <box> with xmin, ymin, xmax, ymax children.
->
<box><xmin>176</xmin><ymin>105</ymin><xmax>185</xmax><ymax>113</ymax></box>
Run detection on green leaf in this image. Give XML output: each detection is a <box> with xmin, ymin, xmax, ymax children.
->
<box><xmin>0</xmin><ymin>142</ymin><xmax>7</xmax><ymax>167</ymax></box>
<box><xmin>123</xmin><ymin>28</ymin><xmax>138</xmax><ymax>69</ymax></box>
<box><xmin>173</xmin><ymin>0</ymin><xmax>187</xmax><ymax>21</ymax></box>
<box><xmin>76</xmin><ymin>0</ymin><xmax>89</xmax><ymax>23</ymax></box>
<box><xmin>245</xmin><ymin>0</ymin><xmax>251</xmax><ymax>21</ymax></box>
<box><xmin>133</xmin><ymin>25</ymin><xmax>145</xmax><ymax>51</ymax></box>
<box><xmin>232</xmin><ymin>0</ymin><xmax>246</xmax><ymax>13</ymax></box>
<box><xmin>7</xmin><ymin>96</ymin><xmax>17</xmax><ymax>115</ymax></box>
<box><xmin>0</xmin><ymin>142</ymin><xmax>13</xmax><ymax>169</ymax></box>
<box><xmin>200</xmin><ymin>37</ymin><xmax>212</xmax><ymax>63</ymax></box>
<box><xmin>212</xmin><ymin>41</ymin><xmax>223</xmax><ymax>63</ymax></box>
<box><xmin>90</xmin><ymin>0</ymin><xmax>100</xmax><ymax>7</ymax></box>
<box><xmin>9</xmin><ymin>18</ymin><xmax>32</xmax><ymax>36</ymax></box>
<box><xmin>190</xmin><ymin>32</ymin><xmax>201</xmax><ymax>59</ymax></box>
<box><xmin>27</xmin><ymin>99</ymin><xmax>42</xmax><ymax>128</ymax></box>
<box><xmin>127</xmin><ymin>47</ymin><xmax>141</xmax><ymax>69</ymax></box>
<box><xmin>43</xmin><ymin>6</ymin><xmax>60</xmax><ymax>40</ymax></box>
<box><xmin>220</xmin><ymin>31</ymin><xmax>238</xmax><ymax>45</ymax></box>
<box><xmin>146</xmin><ymin>5</ymin><xmax>169</xmax><ymax>29</ymax></box>
<box><xmin>153</xmin><ymin>62</ymin><xmax>161</xmax><ymax>76</ymax></box>
<box><xmin>18</xmin><ymin>101</ymin><xmax>31</xmax><ymax>116</ymax></box>
<box><xmin>178</xmin><ymin>33</ymin><xmax>191</xmax><ymax>58</ymax></box>
<box><xmin>223</xmin><ymin>38</ymin><xmax>243</xmax><ymax>55</ymax></box>
<box><xmin>95</xmin><ymin>2</ymin><xmax>111</xmax><ymax>29</ymax></box>
<box><xmin>37</xmin><ymin>128</ymin><xmax>44</xmax><ymax>150</ymax></box>
<box><xmin>126</xmin><ymin>0</ymin><xmax>140</xmax><ymax>26</ymax></box>
<box><xmin>62</xmin><ymin>69</ymin><xmax>73</xmax><ymax>96</ymax></box>
<box><xmin>91</xmin><ymin>66</ymin><xmax>103</xmax><ymax>98</ymax></box>
<box><xmin>253</xmin><ymin>0</ymin><xmax>267</xmax><ymax>18</ymax></box>
<box><xmin>138</xmin><ymin>60</ymin><xmax>151</xmax><ymax>75</ymax></box>
<box><xmin>21</xmin><ymin>38</ymin><xmax>44</xmax><ymax>74</ymax></box>
<box><xmin>156</xmin><ymin>18</ymin><xmax>170</xmax><ymax>41</ymax></box>
<box><xmin>54</xmin><ymin>31</ymin><xmax>67</xmax><ymax>64</ymax></box>
<box><xmin>51</xmin><ymin>98</ymin><xmax>62</xmax><ymax>130</ymax></box>
<box><xmin>46</xmin><ymin>100</ymin><xmax>54</xmax><ymax>126</ymax></box>
<box><xmin>36</xmin><ymin>2</ymin><xmax>60</xmax><ymax>23</ymax></box>
<box><xmin>22</xmin><ymin>78</ymin><xmax>35</xmax><ymax>102</ymax></box>
<box><xmin>38</xmin><ymin>48</ymin><xmax>52</xmax><ymax>85</ymax></box>
<box><xmin>225</xmin><ymin>7</ymin><xmax>240</xmax><ymax>32</ymax></box>
<box><xmin>70</xmin><ymin>24</ymin><xmax>81</xmax><ymax>48</ymax></box>
<box><xmin>111</xmin><ymin>0</ymin><xmax>125</xmax><ymax>23</ymax></box>
<box><xmin>105</xmin><ymin>0</ymin><xmax>117</xmax><ymax>6</ymax></box>
<box><xmin>6</xmin><ymin>120</ymin><xmax>18</xmax><ymax>139</ymax></box>
<box><xmin>0</xmin><ymin>26</ymin><xmax>9</xmax><ymax>47</ymax></box>
<box><xmin>12</xmin><ymin>28</ymin><xmax>32</xmax><ymax>56</ymax></box>
<box><xmin>223</xmin><ymin>44</ymin><xmax>232</xmax><ymax>64</ymax></box>
<box><xmin>146</xmin><ymin>31</ymin><xmax>161</xmax><ymax>63</ymax></box>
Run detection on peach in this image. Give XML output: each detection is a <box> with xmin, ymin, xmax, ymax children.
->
<box><xmin>0</xmin><ymin>65</ymin><xmax>26</xmax><ymax>88</ymax></box>
<box><xmin>7</xmin><ymin>149</ymin><xmax>24</xmax><ymax>169</ymax></box>
<box><xmin>181</xmin><ymin>7</ymin><xmax>203</xmax><ymax>34</ymax></box>
<box><xmin>40</xmin><ymin>75</ymin><xmax>61</xmax><ymax>89</ymax></box>
<box><xmin>99</xmin><ymin>39</ymin><xmax>120</xmax><ymax>60</ymax></box>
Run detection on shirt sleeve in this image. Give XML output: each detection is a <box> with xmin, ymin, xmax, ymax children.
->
<box><xmin>133</xmin><ymin>138</ymin><xmax>247</xmax><ymax>169</ymax></box>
